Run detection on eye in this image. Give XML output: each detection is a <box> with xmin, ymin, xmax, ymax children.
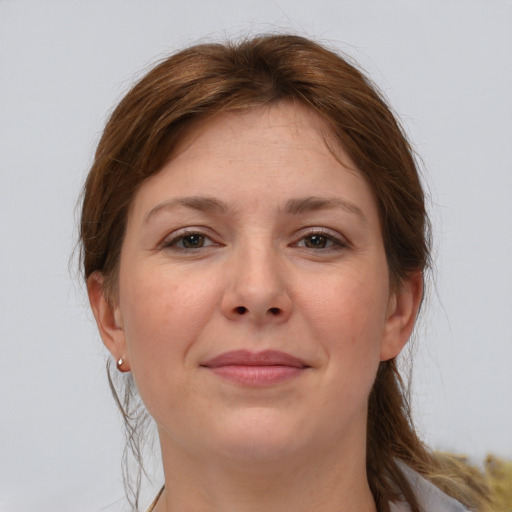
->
<box><xmin>163</xmin><ymin>230</ymin><xmax>216</xmax><ymax>250</ymax></box>
<box><xmin>301</xmin><ymin>234</ymin><xmax>332</xmax><ymax>249</ymax></box>
<box><xmin>294</xmin><ymin>231</ymin><xmax>346</xmax><ymax>250</ymax></box>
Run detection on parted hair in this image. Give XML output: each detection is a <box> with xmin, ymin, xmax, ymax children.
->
<box><xmin>80</xmin><ymin>34</ymin><xmax>489</xmax><ymax>511</ymax></box>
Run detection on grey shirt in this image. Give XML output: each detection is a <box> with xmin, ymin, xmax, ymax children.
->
<box><xmin>390</xmin><ymin>464</ymin><xmax>470</xmax><ymax>512</ymax></box>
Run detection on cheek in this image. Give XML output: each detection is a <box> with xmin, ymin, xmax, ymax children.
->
<box><xmin>118</xmin><ymin>265</ymin><xmax>220</xmax><ymax>376</ymax></box>
<box><xmin>301</xmin><ymin>266</ymin><xmax>389</xmax><ymax>340</ymax></box>
<box><xmin>117</xmin><ymin>266</ymin><xmax>223</xmax><ymax>422</ymax></box>
<box><xmin>298</xmin><ymin>267</ymin><xmax>388</xmax><ymax>381</ymax></box>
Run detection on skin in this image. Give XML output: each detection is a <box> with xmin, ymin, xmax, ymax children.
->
<box><xmin>88</xmin><ymin>102</ymin><xmax>422</xmax><ymax>512</ymax></box>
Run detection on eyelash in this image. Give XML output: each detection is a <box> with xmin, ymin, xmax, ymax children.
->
<box><xmin>161</xmin><ymin>228</ymin><xmax>348</xmax><ymax>252</ymax></box>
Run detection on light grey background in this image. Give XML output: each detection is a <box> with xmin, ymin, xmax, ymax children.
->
<box><xmin>1</xmin><ymin>1</ymin><xmax>511</xmax><ymax>511</ymax></box>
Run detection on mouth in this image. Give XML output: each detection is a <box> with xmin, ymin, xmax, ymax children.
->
<box><xmin>200</xmin><ymin>350</ymin><xmax>310</xmax><ymax>386</ymax></box>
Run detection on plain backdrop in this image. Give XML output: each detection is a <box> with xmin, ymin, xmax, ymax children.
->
<box><xmin>1</xmin><ymin>1</ymin><xmax>511</xmax><ymax>511</ymax></box>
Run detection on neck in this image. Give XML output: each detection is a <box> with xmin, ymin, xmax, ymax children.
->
<box><xmin>154</xmin><ymin>432</ymin><xmax>377</xmax><ymax>512</ymax></box>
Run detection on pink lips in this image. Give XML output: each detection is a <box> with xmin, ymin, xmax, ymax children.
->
<box><xmin>201</xmin><ymin>350</ymin><xmax>309</xmax><ymax>386</ymax></box>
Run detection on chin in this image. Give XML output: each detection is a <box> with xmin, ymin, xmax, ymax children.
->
<box><xmin>207</xmin><ymin>408</ymin><xmax>307</xmax><ymax>463</ymax></box>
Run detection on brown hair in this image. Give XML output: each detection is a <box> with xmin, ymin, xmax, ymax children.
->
<box><xmin>80</xmin><ymin>34</ymin><xmax>489</xmax><ymax>511</ymax></box>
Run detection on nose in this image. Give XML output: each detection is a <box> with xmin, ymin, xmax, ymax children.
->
<box><xmin>221</xmin><ymin>243</ymin><xmax>292</xmax><ymax>325</ymax></box>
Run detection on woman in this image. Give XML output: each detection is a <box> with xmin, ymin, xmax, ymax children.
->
<box><xmin>80</xmin><ymin>35</ymin><xmax>490</xmax><ymax>512</ymax></box>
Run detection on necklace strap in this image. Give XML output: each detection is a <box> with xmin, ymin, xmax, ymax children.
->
<box><xmin>146</xmin><ymin>486</ymin><xmax>164</xmax><ymax>512</ymax></box>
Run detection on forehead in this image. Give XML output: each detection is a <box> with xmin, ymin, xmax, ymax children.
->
<box><xmin>172</xmin><ymin>102</ymin><xmax>346</xmax><ymax>169</ymax></box>
<box><xmin>127</xmin><ymin>102</ymin><xmax>378</xmax><ymax>224</ymax></box>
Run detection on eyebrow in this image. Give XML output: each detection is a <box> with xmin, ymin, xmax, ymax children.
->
<box><xmin>144</xmin><ymin>195</ymin><xmax>366</xmax><ymax>223</ymax></box>
<box><xmin>283</xmin><ymin>196</ymin><xmax>367</xmax><ymax>222</ymax></box>
<box><xmin>144</xmin><ymin>196</ymin><xmax>229</xmax><ymax>223</ymax></box>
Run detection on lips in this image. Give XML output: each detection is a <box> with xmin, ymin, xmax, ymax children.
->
<box><xmin>201</xmin><ymin>350</ymin><xmax>309</xmax><ymax>386</ymax></box>
<box><xmin>202</xmin><ymin>349</ymin><xmax>307</xmax><ymax>368</ymax></box>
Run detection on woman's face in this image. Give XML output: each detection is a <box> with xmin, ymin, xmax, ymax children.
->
<box><xmin>90</xmin><ymin>102</ymin><xmax>419</xmax><ymax>465</ymax></box>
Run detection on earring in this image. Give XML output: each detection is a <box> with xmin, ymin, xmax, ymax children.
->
<box><xmin>116</xmin><ymin>357</ymin><xmax>130</xmax><ymax>373</ymax></box>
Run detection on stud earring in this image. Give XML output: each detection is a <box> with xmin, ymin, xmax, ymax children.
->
<box><xmin>116</xmin><ymin>357</ymin><xmax>130</xmax><ymax>373</ymax></box>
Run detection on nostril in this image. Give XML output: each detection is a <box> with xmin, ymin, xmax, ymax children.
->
<box><xmin>235</xmin><ymin>306</ymin><xmax>248</xmax><ymax>315</ymax></box>
<box><xmin>268</xmin><ymin>307</ymin><xmax>281</xmax><ymax>316</ymax></box>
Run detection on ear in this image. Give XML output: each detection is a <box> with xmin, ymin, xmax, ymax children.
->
<box><xmin>87</xmin><ymin>272</ymin><xmax>130</xmax><ymax>370</ymax></box>
<box><xmin>380</xmin><ymin>271</ymin><xmax>423</xmax><ymax>361</ymax></box>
